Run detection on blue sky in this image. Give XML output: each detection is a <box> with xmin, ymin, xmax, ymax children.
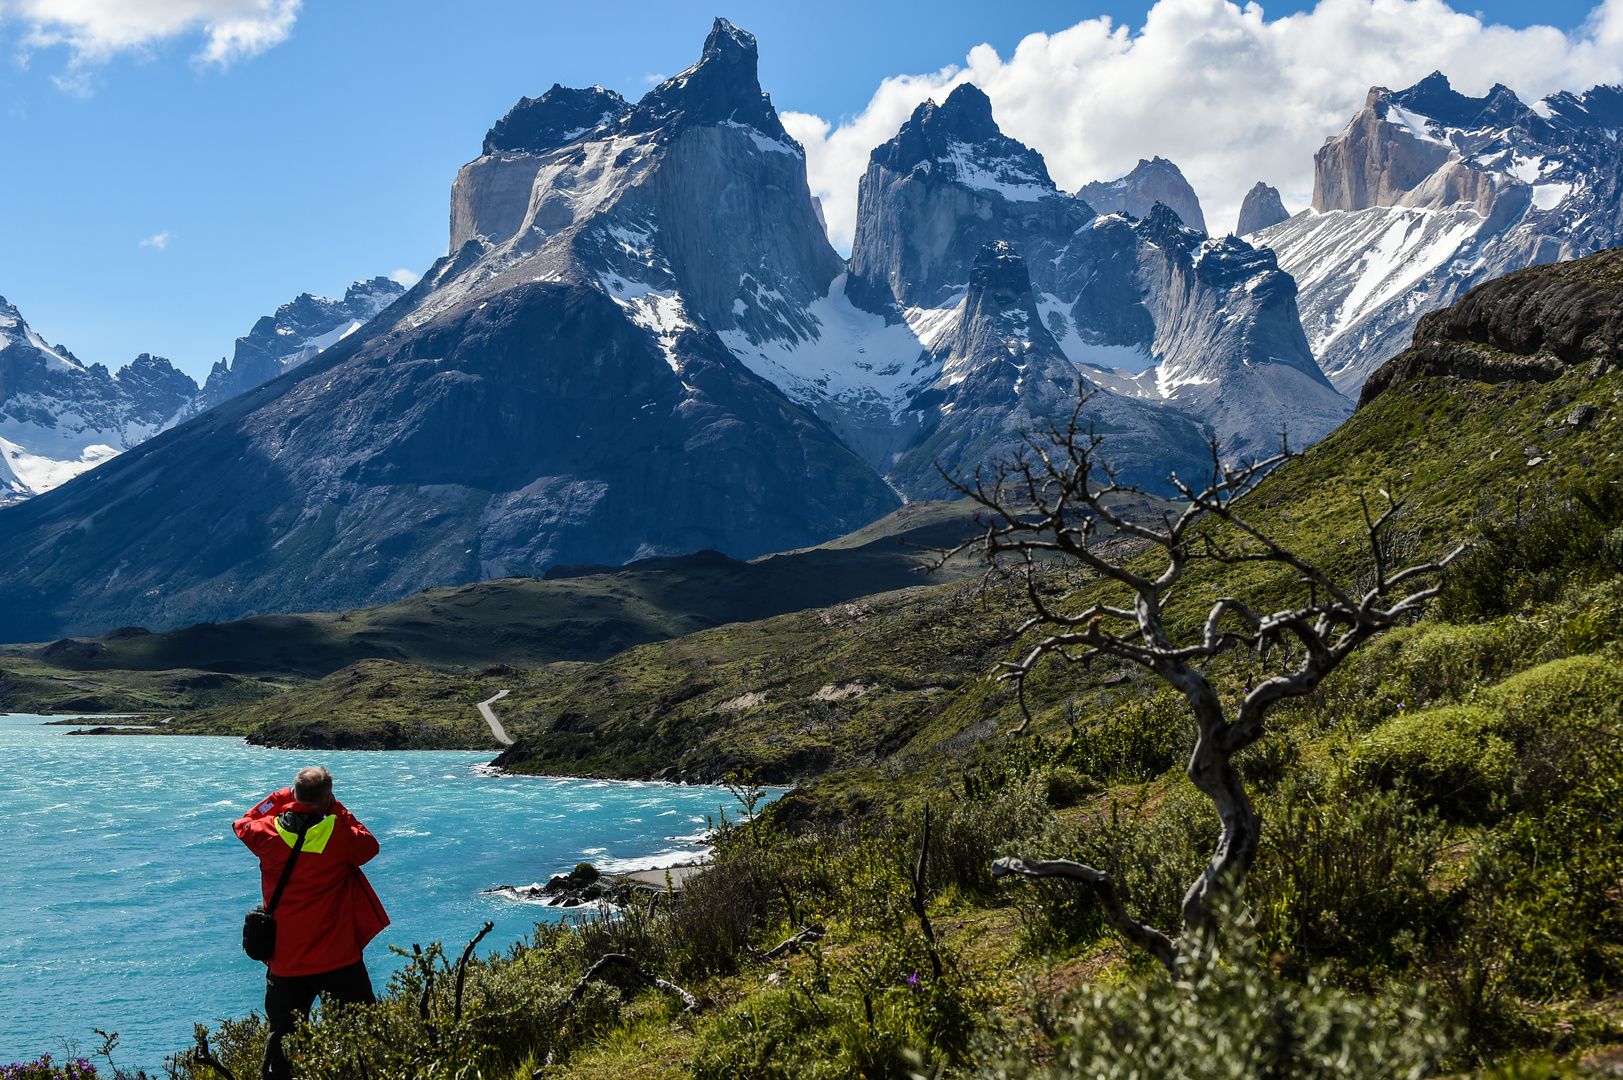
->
<box><xmin>0</xmin><ymin>0</ymin><xmax>1610</xmax><ymax>381</ymax></box>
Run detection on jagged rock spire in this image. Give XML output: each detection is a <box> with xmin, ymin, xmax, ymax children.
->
<box><xmin>1237</xmin><ymin>182</ymin><xmax>1289</xmax><ymax>234</ymax></box>
<box><xmin>624</xmin><ymin>17</ymin><xmax>788</xmax><ymax>140</ymax></box>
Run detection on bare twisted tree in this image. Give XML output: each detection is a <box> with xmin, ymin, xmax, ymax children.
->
<box><xmin>935</xmin><ymin>391</ymin><xmax>1465</xmax><ymax>971</ymax></box>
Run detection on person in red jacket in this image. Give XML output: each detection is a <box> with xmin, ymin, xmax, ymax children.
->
<box><xmin>235</xmin><ymin>766</ymin><xmax>390</xmax><ymax>1080</ymax></box>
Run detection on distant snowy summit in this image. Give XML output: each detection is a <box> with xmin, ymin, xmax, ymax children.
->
<box><xmin>0</xmin><ymin>297</ymin><xmax>195</xmax><ymax>503</ymax></box>
<box><xmin>200</xmin><ymin>277</ymin><xmax>405</xmax><ymax>408</ymax></box>
<box><xmin>0</xmin><ymin>277</ymin><xmax>404</xmax><ymax>502</ymax></box>
<box><xmin>1250</xmin><ymin>73</ymin><xmax>1623</xmax><ymax>394</ymax></box>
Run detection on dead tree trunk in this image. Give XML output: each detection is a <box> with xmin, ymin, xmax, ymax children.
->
<box><xmin>938</xmin><ymin>389</ymin><xmax>1464</xmax><ymax>971</ymax></box>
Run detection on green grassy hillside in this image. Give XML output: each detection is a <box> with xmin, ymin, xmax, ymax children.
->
<box><xmin>0</xmin><ymin>499</ymin><xmax>1002</xmax><ymax>715</ymax></box>
<box><xmin>165</xmin><ymin>349</ymin><xmax>1623</xmax><ymax>1075</ymax></box>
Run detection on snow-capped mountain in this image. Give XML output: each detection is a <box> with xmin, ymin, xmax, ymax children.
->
<box><xmin>888</xmin><ymin>240</ymin><xmax>1215</xmax><ymax>496</ymax></box>
<box><xmin>1252</xmin><ymin>73</ymin><xmax>1623</xmax><ymax>395</ymax></box>
<box><xmin>200</xmin><ymin>277</ymin><xmax>405</xmax><ymax>407</ymax></box>
<box><xmin>1077</xmin><ymin>156</ymin><xmax>1208</xmax><ymax>235</ymax></box>
<box><xmin>0</xmin><ymin>296</ymin><xmax>198</xmax><ymax>503</ymax></box>
<box><xmin>0</xmin><ymin>18</ymin><xmax>898</xmax><ymax>639</ymax></box>
<box><xmin>724</xmin><ymin>84</ymin><xmax>1347</xmax><ymax>491</ymax></box>
<box><xmin>0</xmin><ymin>278</ymin><xmax>407</xmax><ymax>504</ymax></box>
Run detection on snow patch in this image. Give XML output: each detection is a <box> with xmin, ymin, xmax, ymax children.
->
<box><xmin>1532</xmin><ymin>183</ymin><xmax>1572</xmax><ymax>211</ymax></box>
<box><xmin>719</xmin><ymin>120</ymin><xmax>802</xmax><ymax>157</ymax></box>
<box><xmin>718</xmin><ymin>273</ymin><xmax>944</xmax><ymax>419</ymax></box>
<box><xmin>0</xmin><ymin>435</ymin><xmax>119</xmax><ymax>494</ymax></box>
<box><xmin>601</xmin><ymin>275</ymin><xmax>693</xmax><ymax>374</ymax></box>
<box><xmin>1385</xmin><ymin>105</ymin><xmax>1449</xmax><ymax>146</ymax></box>
<box><xmin>939</xmin><ymin>143</ymin><xmax>1054</xmax><ymax>203</ymax></box>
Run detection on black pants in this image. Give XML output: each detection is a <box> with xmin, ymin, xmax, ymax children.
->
<box><xmin>262</xmin><ymin>960</ymin><xmax>376</xmax><ymax>1080</ymax></box>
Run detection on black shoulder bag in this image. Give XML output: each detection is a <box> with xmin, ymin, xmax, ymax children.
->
<box><xmin>243</xmin><ymin>826</ymin><xmax>307</xmax><ymax>962</ymax></box>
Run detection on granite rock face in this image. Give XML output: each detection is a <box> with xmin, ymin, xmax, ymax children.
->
<box><xmin>1359</xmin><ymin>247</ymin><xmax>1623</xmax><ymax>406</ymax></box>
<box><xmin>1256</xmin><ymin>72</ymin><xmax>1623</xmax><ymax>395</ymax></box>
<box><xmin>1077</xmin><ymin>156</ymin><xmax>1208</xmax><ymax>235</ymax></box>
<box><xmin>0</xmin><ymin>18</ymin><xmax>897</xmax><ymax>640</ymax></box>
<box><xmin>889</xmin><ymin>241</ymin><xmax>1213</xmax><ymax>498</ymax></box>
<box><xmin>1236</xmin><ymin>182</ymin><xmax>1290</xmax><ymax>235</ymax></box>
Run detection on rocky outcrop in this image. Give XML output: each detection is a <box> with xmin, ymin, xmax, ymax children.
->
<box><xmin>482</xmin><ymin>84</ymin><xmax>630</xmax><ymax>155</ymax></box>
<box><xmin>200</xmin><ymin>277</ymin><xmax>405</xmax><ymax>407</ymax></box>
<box><xmin>1126</xmin><ymin>208</ymin><xmax>1350</xmax><ymax>456</ymax></box>
<box><xmin>0</xmin><ymin>19</ymin><xmax>898</xmax><ymax>641</ymax></box>
<box><xmin>1077</xmin><ymin>157</ymin><xmax>1208</xmax><ymax>235</ymax></box>
<box><xmin>1236</xmin><ymin>182</ymin><xmax>1289</xmax><ymax>235</ymax></box>
<box><xmin>846</xmin><ymin>85</ymin><xmax>1078</xmax><ymax>314</ymax></box>
<box><xmin>1258</xmin><ymin>72</ymin><xmax>1623</xmax><ymax>395</ymax></box>
<box><xmin>1358</xmin><ymin>248</ymin><xmax>1623</xmax><ymax>406</ymax></box>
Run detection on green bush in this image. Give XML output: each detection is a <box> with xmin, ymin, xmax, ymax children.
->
<box><xmin>1350</xmin><ymin>705</ymin><xmax>1514</xmax><ymax>817</ymax></box>
<box><xmin>976</xmin><ymin>923</ymin><xmax>1455</xmax><ymax>1080</ymax></box>
<box><xmin>1250</xmin><ymin>781</ymin><xmax>1448</xmax><ymax>978</ymax></box>
<box><xmin>929</xmin><ymin>776</ymin><xmax>1054</xmax><ymax>898</ymax></box>
<box><xmin>1352</xmin><ymin>654</ymin><xmax>1623</xmax><ymax>822</ymax></box>
<box><xmin>1438</xmin><ymin>483</ymin><xmax>1623</xmax><ymax>622</ymax></box>
<box><xmin>1605</xmin><ymin>526</ymin><xmax>1623</xmax><ymax>573</ymax></box>
<box><xmin>1005</xmin><ymin>783</ymin><xmax>1218</xmax><ymax>955</ymax></box>
<box><xmin>689</xmin><ymin>934</ymin><xmax>984</xmax><ymax>1080</ymax></box>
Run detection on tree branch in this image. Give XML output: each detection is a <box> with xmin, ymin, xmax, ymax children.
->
<box><xmin>992</xmin><ymin>857</ymin><xmax>1178</xmax><ymax>971</ymax></box>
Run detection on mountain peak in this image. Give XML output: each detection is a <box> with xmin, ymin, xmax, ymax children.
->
<box><xmin>934</xmin><ymin>84</ymin><xmax>1002</xmax><ymax>143</ymax></box>
<box><xmin>1384</xmin><ymin>71</ymin><xmax>1530</xmax><ymax>129</ymax></box>
<box><xmin>868</xmin><ymin>82</ymin><xmax>1056</xmax><ymax>195</ymax></box>
<box><xmin>484</xmin><ymin>84</ymin><xmax>630</xmax><ymax>155</ymax></box>
<box><xmin>624</xmin><ymin>17</ymin><xmax>787</xmax><ymax>140</ymax></box>
<box><xmin>1076</xmin><ymin>157</ymin><xmax>1208</xmax><ymax>235</ymax></box>
<box><xmin>1236</xmin><ymin>181</ymin><xmax>1290</xmax><ymax>234</ymax></box>
<box><xmin>967</xmin><ymin>239</ymin><xmax>1033</xmax><ymax>298</ymax></box>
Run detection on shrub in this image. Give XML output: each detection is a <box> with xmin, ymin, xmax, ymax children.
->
<box><xmin>1606</xmin><ymin>526</ymin><xmax>1623</xmax><ymax>573</ymax></box>
<box><xmin>1004</xmin><ymin>783</ymin><xmax>1217</xmax><ymax>955</ymax></box>
<box><xmin>928</xmin><ymin>776</ymin><xmax>1053</xmax><ymax>898</ymax></box>
<box><xmin>976</xmin><ymin>920</ymin><xmax>1455</xmax><ymax>1080</ymax></box>
<box><xmin>1250</xmin><ymin>780</ymin><xmax>1448</xmax><ymax>978</ymax></box>
<box><xmin>1438</xmin><ymin>482</ymin><xmax>1623</xmax><ymax>622</ymax></box>
<box><xmin>689</xmin><ymin>933</ymin><xmax>984</xmax><ymax>1080</ymax></box>
<box><xmin>1350</xmin><ymin>705</ymin><xmax>1514</xmax><ymax>817</ymax></box>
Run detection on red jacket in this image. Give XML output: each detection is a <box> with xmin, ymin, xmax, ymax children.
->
<box><xmin>234</xmin><ymin>788</ymin><xmax>390</xmax><ymax>977</ymax></box>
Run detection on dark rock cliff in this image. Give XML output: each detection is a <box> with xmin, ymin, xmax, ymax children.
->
<box><xmin>1358</xmin><ymin>247</ymin><xmax>1623</xmax><ymax>407</ymax></box>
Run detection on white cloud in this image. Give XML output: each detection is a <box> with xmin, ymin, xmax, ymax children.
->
<box><xmin>139</xmin><ymin>230</ymin><xmax>170</xmax><ymax>249</ymax></box>
<box><xmin>786</xmin><ymin>0</ymin><xmax>1623</xmax><ymax>250</ymax></box>
<box><xmin>3</xmin><ymin>0</ymin><xmax>300</xmax><ymax>71</ymax></box>
<box><xmin>389</xmin><ymin>268</ymin><xmax>421</xmax><ymax>288</ymax></box>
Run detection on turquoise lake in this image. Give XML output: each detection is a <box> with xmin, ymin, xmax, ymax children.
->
<box><xmin>0</xmin><ymin>714</ymin><xmax>758</xmax><ymax>1068</ymax></box>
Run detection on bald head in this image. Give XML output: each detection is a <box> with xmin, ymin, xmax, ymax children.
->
<box><xmin>294</xmin><ymin>766</ymin><xmax>334</xmax><ymax>811</ymax></box>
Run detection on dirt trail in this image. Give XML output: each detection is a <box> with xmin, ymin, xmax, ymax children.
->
<box><xmin>476</xmin><ymin>689</ymin><xmax>513</xmax><ymax>745</ymax></box>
